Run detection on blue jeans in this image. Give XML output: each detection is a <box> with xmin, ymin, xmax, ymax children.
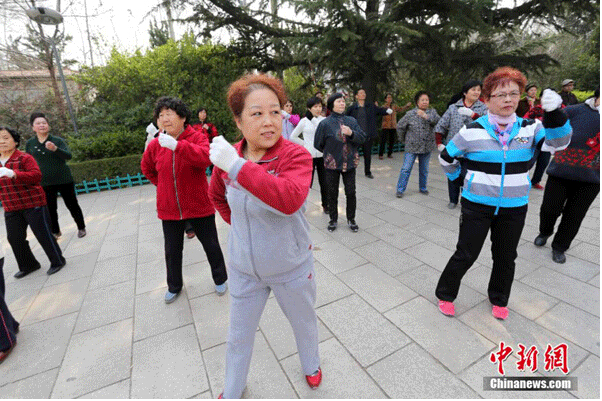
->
<box><xmin>396</xmin><ymin>152</ymin><xmax>431</xmax><ymax>193</ymax></box>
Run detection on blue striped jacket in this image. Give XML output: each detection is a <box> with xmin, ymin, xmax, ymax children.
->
<box><xmin>439</xmin><ymin>111</ymin><xmax>572</xmax><ymax>213</ymax></box>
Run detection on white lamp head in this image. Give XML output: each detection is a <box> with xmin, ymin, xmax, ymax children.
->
<box><xmin>25</xmin><ymin>7</ymin><xmax>63</xmax><ymax>25</ymax></box>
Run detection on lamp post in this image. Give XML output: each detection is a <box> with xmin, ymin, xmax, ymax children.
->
<box><xmin>25</xmin><ymin>7</ymin><xmax>79</xmax><ymax>136</ymax></box>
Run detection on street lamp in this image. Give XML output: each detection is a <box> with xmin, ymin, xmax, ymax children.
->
<box><xmin>25</xmin><ymin>7</ymin><xmax>79</xmax><ymax>135</ymax></box>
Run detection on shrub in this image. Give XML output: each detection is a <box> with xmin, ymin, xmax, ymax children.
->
<box><xmin>68</xmin><ymin>128</ymin><xmax>145</xmax><ymax>161</ymax></box>
<box><xmin>68</xmin><ymin>154</ymin><xmax>143</xmax><ymax>183</ymax></box>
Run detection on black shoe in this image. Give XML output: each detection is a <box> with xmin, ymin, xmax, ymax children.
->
<box><xmin>396</xmin><ymin>191</ymin><xmax>403</xmax><ymax>198</ymax></box>
<box><xmin>323</xmin><ymin>207</ymin><xmax>329</xmax><ymax>214</ymax></box>
<box><xmin>47</xmin><ymin>260</ymin><xmax>66</xmax><ymax>275</ymax></box>
<box><xmin>13</xmin><ymin>264</ymin><xmax>41</xmax><ymax>279</ymax></box>
<box><xmin>420</xmin><ymin>190</ymin><xmax>429</xmax><ymax>195</ymax></box>
<box><xmin>534</xmin><ymin>234</ymin><xmax>550</xmax><ymax>247</ymax></box>
<box><xmin>327</xmin><ymin>221</ymin><xmax>337</xmax><ymax>232</ymax></box>
<box><xmin>348</xmin><ymin>220</ymin><xmax>359</xmax><ymax>232</ymax></box>
<box><xmin>552</xmin><ymin>250</ymin><xmax>566</xmax><ymax>264</ymax></box>
<box><xmin>365</xmin><ymin>173</ymin><xmax>374</xmax><ymax>179</ymax></box>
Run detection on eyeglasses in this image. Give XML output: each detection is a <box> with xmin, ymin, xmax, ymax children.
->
<box><xmin>490</xmin><ymin>91</ymin><xmax>521</xmax><ymax>100</ymax></box>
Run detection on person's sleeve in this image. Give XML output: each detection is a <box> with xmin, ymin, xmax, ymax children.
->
<box><xmin>537</xmin><ymin>109</ymin><xmax>572</xmax><ymax>153</ymax></box>
<box><xmin>229</xmin><ymin>146</ymin><xmax>312</xmax><ymax>215</ymax></box>
<box><xmin>376</xmin><ymin>105</ymin><xmax>389</xmax><ymax>116</ymax></box>
<box><xmin>289</xmin><ymin>114</ymin><xmax>301</xmax><ymax>126</ymax></box>
<box><xmin>52</xmin><ymin>137</ymin><xmax>72</xmax><ymax>161</ymax></box>
<box><xmin>289</xmin><ymin>118</ymin><xmax>306</xmax><ymax>146</ymax></box>
<box><xmin>434</xmin><ymin>106</ymin><xmax>452</xmax><ymax>139</ymax></box>
<box><xmin>438</xmin><ymin>125</ymin><xmax>470</xmax><ymax>182</ymax></box>
<box><xmin>428</xmin><ymin>109</ymin><xmax>441</xmax><ymax>126</ymax></box>
<box><xmin>209</xmin><ymin>124</ymin><xmax>219</xmax><ymax>140</ymax></box>
<box><xmin>208</xmin><ymin>168</ymin><xmax>232</xmax><ymax>224</ymax></box>
<box><xmin>176</xmin><ymin>132</ymin><xmax>212</xmax><ymax>169</ymax></box>
<box><xmin>14</xmin><ymin>154</ymin><xmax>42</xmax><ymax>184</ymax></box>
<box><xmin>314</xmin><ymin>121</ymin><xmax>327</xmax><ymax>152</ymax></box>
<box><xmin>347</xmin><ymin>117</ymin><xmax>367</xmax><ymax>144</ymax></box>
<box><xmin>396</xmin><ymin>113</ymin><xmax>409</xmax><ymax>143</ymax></box>
<box><xmin>141</xmin><ymin>144</ymin><xmax>159</xmax><ymax>186</ymax></box>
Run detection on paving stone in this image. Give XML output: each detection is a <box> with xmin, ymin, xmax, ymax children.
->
<box><xmin>135</xmin><ymin>257</ymin><xmax>166</xmax><ymax>295</ymax></box>
<box><xmin>22</xmin><ymin>277</ymin><xmax>88</xmax><ymax>325</ymax></box>
<box><xmin>541</xmin><ymin>256</ymin><xmax>600</xmax><ymax>283</ymax></box>
<box><xmin>182</xmin><ymin>239</ymin><xmax>210</xmax><ymax>267</ymax></box>
<box><xmin>353</xmin><ymin>239</ymin><xmax>423</xmax><ymax>276</ymax></box>
<box><xmin>182</xmin><ymin>261</ymin><xmax>222</xmax><ymax>299</ymax></box>
<box><xmin>520</xmin><ymin>267</ymin><xmax>600</xmax><ymax>317</ymax></box>
<box><xmin>314</xmin><ymin>263</ymin><xmax>353</xmax><ymax>308</ymax></box>
<box><xmin>78</xmin><ymin>379</ymin><xmax>130</xmax><ymax>399</ymax></box>
<box><xmin>535</xmin><ymin>302</ymin><xmax>600</xmax><ymax>356</ymax></box>
<box><xmin>337</xmin><ymin>264</ymin><xmax>417</xmax><ymax>312</ymax></box>
<box><xmin>367</xmin><ymin>343</ymin><xmax>478</xmax><ymax>398</ymax></box>
<box><xmin>281</xmin><ymin>337</ymin><xmax>386</xmax><ymax>398</ymax></box>
<box><xmin>373</xmin><ymin>209</ymin><xmax>427</xmax><ymax>230</ymax></box>
<box><xmin>0</xmin><ymin>313</ymin><xmax>76</xmax><ymax>386</ymax></box>
<box><xmin>62</xmin><ymin>233</ymin><xmax>105</xmax><ymax>259</ymax></box>
<box><xmin>312</xmin><ymin>240</ymin><xmax>368</xmax><ymax>275</ymax></box>
<box><xmin>4</xmin><ymin>274</ymin><xmax>47</xmax><ymax>311</ymax></box>
<box><xmin>88</xmin><ymin>253</ymin><xmax>136</xmax><ymax>290</ymax></box>
<box><xmin>326</xmin><ymin>227</ymin><xmax>379</xmax><ymax>249</ymax></box>
<box><xmin>566</xmin><ymin>241</ymin><xmax>600</xmax><ymax>265</ymax></box>
<box><xmin>104</xmin><ymin>218</ymin><xmax>139</xmax><ymax>240</ymax></box>
<box><xmin>0</xmin><ymin>368</ymin><xmax>57</xmax><ymax>399</ymax></box>
<box><xmin>52</xmin><ymin>319</ymin><xmax>133</xmax><ymax>398</ymax></box>
<box><xmin>407</xmin><ymin>222</ymin><xmax>458</xmax><ymax>251</ymax></box>
<box><xmin>574</xmin><ymin>226</ymin><xmax>600</xmax><ymax>247</ymax></box>
<box><xmin>74</xmin><ymin>280</ymin><xmax>135</xmax><ymax>334</ymax></box>
<box><xmin>131</xmin><ymin>325</ymin><xmax>208</xmax><ymax>399</ymax></box>
<box><xmin>403</xmin><ymin>241</ymin><xmax>455</xmax><ymax>271</ymax></box>
<box><xmin>317</xmin><ymin>294</ymin><xmax>410</xmax><ymax>367</ymax></box>
<box><xmin>44</xmin><ymin>251</ymin><xmax>100</xmax><ymax>287</ymax></box>
<box><xmin>459</xmin><ymin>300</ymin><xmax>589</xmax><ymax>374</ymax></box>
<box><xmin>355</xmin><ymin>197</ymin><xmax>392</xmax><ymax>214</ymax></box>
<box><xmin>203</xmin><ymin>332</ymin><xmax>296</xmax><ymax>399</ymax></box>
<box><xmin>385</xmin><ymin>297</ymin><xmax>495</xmax><ymax>374</ymax></box>
<box><xmin>97</xmin><ymin>234</ymin><xmax>138</xmax><ymax>261</ymax></box>
<box><xmin>397</xmin><ymin>264</ymin><xmax>486</xmax><ymax>315</ymax></box>
<box><xmin>258</xmin><ymin>296</ymin><xmax>332</xmax><ymax>360</ymax></box>
<box><xmin>588</xmin><ymin>274</ymin><xmax>599</xmax><ymax>288</ymax></box>
<box><xmin>365</xmin><ymin>222</ymin><xmax>426</xmax><ymax>250</ymax></box>
<box><xmin>133</xmin><ymin>287</ymin><xmax>194</xmax><ymax>341</ymax></box>
<box><xmin>189</xmin><ymin>291</ymin><xmax>230</xmax><ymax>350</ymax></box>
<box><xmin>136</xmin><ymin>236</ymin><xmax>164</xmax><ymax>265</ymax></box>
<box><xmin>307</xmin><ymin>225</ymin><xmax>332</xmax><ymax>245</ymax></box>
<box><xmin>568</xmin><ymin>354</ymin><xmax>599</xmax><ymax>399</ymax></box>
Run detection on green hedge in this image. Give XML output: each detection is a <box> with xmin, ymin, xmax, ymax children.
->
<box><xmin>68</xmin><ymin>154</ymin><xmax>143</xmax><ymax>183</ymax></box>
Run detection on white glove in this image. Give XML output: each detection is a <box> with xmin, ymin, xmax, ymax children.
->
<box><xmin>158</xmin><ymin>133</ymin><xmax>178</xmax><ymax>151</ymax></box>
<box><xmin>0</xmin><ymin>167</ymin><xmax>15</xmax><ymax>178</ymax></box>
<box><xmin>146</xmin><ymin>123</ymin><xmax>158</xmax><ymax>136</ymax></box>
<box><xmin>210</xmin><ymin>136</ymin><xmax>242</xmax><ymax>173</ymax></box>
<box><xmin>281</xmin><ymin>110</ymin><xmax>290</xmax><ymax>119</ymax></box>
<box><xmin>457</xmin><ymin>107</ymin><xmax>473</xmax><ymax>117</ymax></box>
<box><xmin>541</xmin><ymin>89</ymin><xmax>563</xmax><ymax>112</ymax></box>
<box><xmin>437</xmin><ymin>144</ymin><xmax>446</xmax><ymax>152</ymax></box>
<box><xmin>386</xmin><ymin>108</ymin><xmax>393</xmax><ymax>114</ymax></box>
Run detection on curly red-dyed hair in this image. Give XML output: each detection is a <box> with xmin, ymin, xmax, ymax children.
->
<box><xmin>227</xmin><ymin>73</ymin><xmax>287</xmax><ymax>118</ymax></box>
<box><xmin>482</xmin><ymin>67</ymin><xmax>527</xmax><ymax>99</ymax></box>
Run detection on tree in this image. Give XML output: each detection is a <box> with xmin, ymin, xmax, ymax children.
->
<box><xmin>181</xmin><ymin>0</ymin><xmax>599</xmax><ymax>103</ymax></box>
<box><xmin>149</xmin><ymin>18</ymin><xmax>171</xmax><ymax>48</ymax></box>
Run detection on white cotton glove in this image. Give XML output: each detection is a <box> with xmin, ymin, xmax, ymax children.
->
<box><xmin>281</xmin><ymin>110</ymin><xmax>291</xmax><ymax>119</ymax></box>
<box><xmin>541</xmin><ymin>89</ymin><xmax>563</xmax><ymax>112</ymax></box>
<box><xmin>437</xmin><ymin>144</ymin><xmax>446</xmax><ymax>152</ymax></box>
<box><xmin>210</xmin><ymin>136</ymin><xmax>242</xmax><ymax>174</ymax></box>
<box><xmin>386</xmin><ymin>108</ymin><xmax>393</xmax><ymax>114</ymax></box>
<box><xmin>146</xmin><ymin>123</ymin><xmax>158</xmax><ymax>136</ymax></box>
<box><xmin>457</xmin><ymin>107</ymin><xmax>473</xmax><ymax>117</ymax></box>
<box><xmin>0</xmin><ymin>167</ymin><xmax>15</xmax><ymax>178</ymax></box>
<box><xmin>158</xmin><ymin>133</ymin><xmax>178</xmax><ymax>151</ymax></box>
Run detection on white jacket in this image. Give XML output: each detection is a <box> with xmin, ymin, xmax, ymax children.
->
<box><xmin>290</xmin><ymin>116</ymin><xmax>325</xmax><ymax>158</ymax></box>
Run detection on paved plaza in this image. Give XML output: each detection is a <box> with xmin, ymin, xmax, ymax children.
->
<box><xmin>0</xmin><ymin>154</ymin><xmax>599</xmax><ymax>399</ymax></box>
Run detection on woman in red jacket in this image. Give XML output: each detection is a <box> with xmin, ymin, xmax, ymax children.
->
<box><xmin>141</xmin><ymin>97</ymin><xmax>227</xmax><ymax>304</ymax></box>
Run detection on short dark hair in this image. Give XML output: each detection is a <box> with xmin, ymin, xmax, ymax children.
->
<box><xmin>30</xmin><ymin>111</ymin><xmax>48</xmax><ymax>126</ymax></box>
<box><xmin>153</xmin><ymin>97</ymin><xmax>191</xmax><ymax>126</ymax></box>
<box><xmin>414</xmin><ymin>91</ymin><xmax>430</xmax><ymax>105</ymax></box>
<box><xmin>196</xmin><ymin>107</ymin><xmax>207</xmax><ymax>115</ymax></box>
<box><xmin>595</xmin><ymin>88</ymin><xmax>600</xmax><ymax>99</ymax></box>
<box><xmin>0</xmin><ymin>126</ymin><xmax>20</xmax><ymax>146</ymax></box>
<box><xmin>327</xmin><ymin>93</ymin><xmax>344</xmax><ymax>112</ymax></box>
<box><xmin>461</xmin><ymin>80</ymin><xmax>483</xmax><ymax>96</ymax></box>
<box><xmin>306</xmin><ymin>96</ymin><xmax>322</xmax><ymax>109</ymax></box>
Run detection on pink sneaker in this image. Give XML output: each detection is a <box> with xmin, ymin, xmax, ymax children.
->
<box><xmin>492</xmin><ymin>305</ymin><xmax>509</xmax><ymax>320</ymax></box>
<box><xmin>438</xmin><ymin>300</ymin><xmax>455</xmax><ymax>316</ymax></box>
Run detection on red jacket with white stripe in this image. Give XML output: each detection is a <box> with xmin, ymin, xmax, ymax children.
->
<box><xmin>141</xmin><ymin>125</ymin><xmax>214</xmax><ymax>220</ymax></box>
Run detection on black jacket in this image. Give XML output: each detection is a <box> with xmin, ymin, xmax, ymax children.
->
<box><xmin>314</xmin><ymin>112</ymin><xmax>367</xmax><ymax>171</ymax></box>
<box><xmin>345</xmin><ymin>102</ymin><xmax>389</xmax><ymax>140</ymax></box>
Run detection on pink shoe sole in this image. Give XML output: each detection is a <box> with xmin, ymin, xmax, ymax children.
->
<box><xmin>438</xmin><ymin>300</ymin><xmax>455</xmax><ymax>316</ymax></box>
<box><xmin>492</xmin><ymin>305</ymin><xmax>509</xmax><ymax>320</ymax></box>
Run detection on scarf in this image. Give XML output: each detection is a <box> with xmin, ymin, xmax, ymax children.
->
<box><xmin>488</xmin><ymin>112</ymin><xmax>517</xmax><ymax>149</ymax></box>
<box><xmin>585</xmin><ymin>97</ymin><xmax>600</xmax><ymax>112</ymax></box>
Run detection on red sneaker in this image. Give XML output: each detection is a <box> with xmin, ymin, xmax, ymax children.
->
<box><xmin>438</xmin><ymin>300</ymin><xmax>455</xmax><ymax>316</ymax></box>
<box><xmin>492</xmin><ymin>305</ymin><xmax>509</xmax><ymax>320</ymax></box>
<box><xmin>532</xmin><ymin>183</ymin><xmax>544</xmax><ymax>190</ymax></box>
<box><xmin>306</xmin><ymin>368</ymin><xmax>322</xmax><ymax>389</ymax></box>
<box><xmin>217</xmin><ymin>393</ymin><xmax>223</xmax><ymax>399</ymax></box>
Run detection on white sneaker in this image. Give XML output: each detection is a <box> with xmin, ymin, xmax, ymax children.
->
<box><xmin>215</xmin><ymin>282</ymin><xmax>227</xmax><ymax>296</ymax></box>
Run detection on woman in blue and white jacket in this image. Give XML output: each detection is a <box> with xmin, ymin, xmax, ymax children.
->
<box><xmin>435</xmin><ymin>67</ymin><xmax>571</xmax><ymax>321</ymax></box>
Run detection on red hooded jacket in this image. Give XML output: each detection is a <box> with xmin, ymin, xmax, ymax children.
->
<box><xmin>141</xmin><ymin>125</ymin><xmax>214</xmax><ymax>220</ymax></box>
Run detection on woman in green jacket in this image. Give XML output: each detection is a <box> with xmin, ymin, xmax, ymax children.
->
<box><xmin>26</xmin><ymin>112</ymin><xmax>86</xmax><ymax>239</ymax></box>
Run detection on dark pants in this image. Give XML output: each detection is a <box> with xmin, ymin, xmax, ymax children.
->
<box><xmin>162</xmin><ymin>214</ymin><xmax>228</xmax><ymax>293</ymax></box>
<box><xmin>325</xmin><ymin>168</ymin><xmax>356</xmax><ymax>223</ymax></box>
<box><xmin>312</xmin><ymin>157</ymin><xmax>328</xmax><ymax>209</ymax></box>
<box><xmin>436</xmin><ymin>200</ymin><xmax>527</xmax><ymax>307</ymax></box>
<box><xmin>43</xmin><ymin>182</ymin><xmax>86</xmax><ymax>234</ymax></box>
<box><xmin>379</xmin><ymin>129</ymin><xmax>396</xmax><ymax>157</ymax></box>
<box><xmin>5</xmin><ymin>206</ymin><xmax>65</xmax><ymax>273</ymax></box>
<box><xmin>539</xmin><ymin>175</ymin><xmax>600</xmax><ymax>253</ymax></box>
<box><xmin>447</xmin><ymin>163</ymin><xmax>467</xmax><ymax>204</ymax></box>
<box><xmin>0</xmin><ymin>258</ymin><xmax>19</xmax><ymax>352</ymax></box>
<box><xmin>362</xmin><ymin>138</ymin><xmax>374</xmax><ymax>175</ymax></box>
<box><xmin>530</xmin><ymin>151</ymin><xmax>551</xmax><ymax>185</ymax></box>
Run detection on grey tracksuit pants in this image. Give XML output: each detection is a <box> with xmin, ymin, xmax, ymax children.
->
<box><xmin>223</xmin><ymin>266</ymin><xmax>320</xmax><ymax>399</ymax></box>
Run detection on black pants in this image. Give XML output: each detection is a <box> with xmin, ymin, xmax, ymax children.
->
<box><xmin>362</xmin><ymin>138</ymin><xmax>374</xmax><ymax>175</ymax></box>
<box><xmin>530</xmin><ymin>151</ymin><xmax>551</xmax><ymax>185</ymax></box>
<box><xmin>5</xmin><ymin>206</ymin><xmax>65</xmax><ymax>273</ymax></box>
<box><xmin>539</xmin><ymin>175</ymin><xmax>600</xmax><ymax>253</ymax></box>
<box><xmin>325</xmin><ymin>168</ymin><xmax>356</xmax><ymax>223</ymax></box>
<box><xmin>43</xmin><ymin>182</ymin><xmax>86</xmax><ymax>234</ymax></box>
<box><xmin>162</xmin><ymin>214</ymin><xmax>228</xmax><ymax>293</ymax></box>
<box><xmin>379</xmin><ymin>129</ymin><xmax>396</xmax><ymax>157</ymax></box>
<box><xmin>436</xmin><ymin>200</ymin><xmax>527</xmax><ymax>307</ymax></box>
<box><xmin>0</xmin><ymin>258</ymin><xmax>19</xmax><ymax>352</ymax></box>
<box><xmin>312</xmin><ymin>157</ymin><xmax>328</xmax><ymax>209</ymax></box>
